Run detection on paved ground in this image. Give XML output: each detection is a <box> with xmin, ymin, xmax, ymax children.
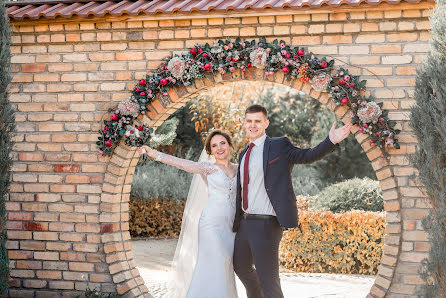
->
<box><xmin>132</xmin><ymin>239</ymin><xmax>375</xmax><ymax>298</ymax></box>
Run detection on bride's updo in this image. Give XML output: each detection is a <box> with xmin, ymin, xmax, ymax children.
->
<box><xmin>204</xmin><ymin>130</ymin><xmax>233</xmax><ymax>155</ymax></box>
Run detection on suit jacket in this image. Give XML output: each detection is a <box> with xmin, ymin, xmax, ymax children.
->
<box><xmin>233</xmin><ymin>135</ymin><xmax>337</xmax><ymax>232</ymax></box>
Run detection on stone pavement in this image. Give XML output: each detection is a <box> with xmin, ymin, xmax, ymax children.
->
<box><xmin>132</xmin><ymin>239</ymin><xmax>375</xmax><ymax>298</ymax></box>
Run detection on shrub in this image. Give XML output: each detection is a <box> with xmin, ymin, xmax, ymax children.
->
<box><xmin>76</xmin><ymin>288</ymin><xmax>120</xmax><ymax>298</ymax></box>
<box><xmin>131</xmin><ymin>159</ymin><xmax>192</xmax><ymax>201</ymax></box>
<box><xmin>129</xmin><ymin>197</ymin><xmax>185</xmax><ymax>238</ymax></box>
<box><xmin>0</xmin><ymin>1</ymin><xmax>13</xmax><ymax>294</ymax></box>
<box><xmin>311</xmin><ymin>177</ymin><xmax>383</xmax><ymax>213</ymax></box>
<box><xmin>279</xmin><ymin>210</ymin><xmax>384</xmax><ymax>274</ymax></box>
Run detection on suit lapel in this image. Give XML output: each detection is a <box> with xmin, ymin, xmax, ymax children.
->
<box><xmin>263</xmin><ymin>136</ymin><xmax>271</xmax><ymax>178</ymax></box>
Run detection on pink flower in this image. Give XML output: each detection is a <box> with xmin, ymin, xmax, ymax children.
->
<box><xmin>280</xmin><ymin>43</ymin><xmax>285</xmax><ymax>48</ymax></box>
<box><xmin>105</xmin><ymin>140</ymin><xmax>112</xmax><ymax>147</ymax></box>
<box><xmin>281</xmin><ymin>50</ymin><xmax>287</xmax><ymax>56</ymax></box>
<box><xmin>229</xmin><ymin>67</ymin><xmax>235</xmax><ymax>72</ymax></box>
<box><xmin>140</xmin><ymin>92</ymin><xmax>146</xmax><ymax>96</ymax></box>
<box><xmin>344</xmin><ymin>75</ymin><xmax>351</xmax><ymax>81</ymax></box>
<box><xmin>286</xmin><ymin>53</ymin><xmax>291</xmax><ymax>59</ymax></box>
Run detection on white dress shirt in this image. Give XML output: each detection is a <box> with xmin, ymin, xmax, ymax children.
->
<box><xmin>240</xmin><ymin>134</ymin><xmax>276</xmax><ymax>216</ymax></box>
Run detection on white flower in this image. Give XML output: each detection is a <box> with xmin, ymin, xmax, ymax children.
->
<box><xmin>118</xmin><ymin>99</ymin><xmax>140</xmax><ymax>117</ymax></box>
<box><xmin>311</xmin><ymin>73</ymin><xmax>331</xmax><ymax>92</ymax></box>
<box><xmin>167</xmin><ymin>57</ymin><xmax>186</xmax><ymax>79</ymax></box>
<box><xmin>357</xmin><ymin>102</ymin><xmax>382</xmax><ymax>124</ymax></box>
<box><xmin>249</xmin><ymin>48</ymin><xmax>268</xmax><ymax>69</ymax></box>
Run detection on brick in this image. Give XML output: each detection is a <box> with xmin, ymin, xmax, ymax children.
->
<box><xmin>17</xmin><ymin>260</ymin><xmax>42</xmax><ymax>270</ymax></box>
<box><xmin>23</xmin><ymin>279</ymin><xmax>47</xmax><ymax>289</ymax></box>
<box><xmin>69</xmin><ymin>262</ymin><xmax>94</xmax><ymax>272</ymax></box>
<box><xmin>371</xmin><ymin>44</ymin><xmax>402</xmax><ymax>54</ymax></box>
<box><xmin>34</xmin><ymin>252</ymin><xmax>59</xmax><ymax>260</ymax></box>
<box><xmin>49</xmin><ymin>281</ymin><xmax>74</xmax><ymax>290</ymax></box>
<box><xmin>49</xmin><ymin>222</ymin><xmax>74</xmax><ymax>232</ymax></box>
<box><xmin>22</xmin><ymin>64</ymin><xmax>46</xmax><ymax>73</ymax></box>
<box><xmin>355</xmin><ymin>34</ymin><xmax>385</xmax><ymax>43</ymax></box>
<box><xmin>387</xmin><ymin>33</ymin><xmax>418</xmax><ymax>42</ymax></box>
<box><xmin>308</xmin><ymin>24</ymin><xmax>324</xmax><ymax>34</ymax></box>
<box><xmin>50</xmin><ymin>184</ymin><xmax>76</xmax><ymax>193</ymax></box>
<box><xmin>343</xmin><ymin>23</ymin><xmax>360</xmax><ymax>33</ymax></box>
<box><xmin>382</xmin><ymin>55</ymin><xmax>412</xmax><ymax>64</ymax></box>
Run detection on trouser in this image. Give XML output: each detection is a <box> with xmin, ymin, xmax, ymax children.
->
<box><xmin>233</xmin><ymin>215</ymin><xmax>284</xmax><ymax>298</ymax></box>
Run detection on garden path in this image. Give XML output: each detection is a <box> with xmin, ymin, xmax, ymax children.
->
<box><xmin>132</xmin><ymin>239</ymin><xmax>375</xmax><ymax>298</ymax></box>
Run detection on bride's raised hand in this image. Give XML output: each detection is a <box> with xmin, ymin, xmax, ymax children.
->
<box><xmin>138</xmin><ymin>145</ymin><xmax>157</xmax><ymax>159</ymax></box>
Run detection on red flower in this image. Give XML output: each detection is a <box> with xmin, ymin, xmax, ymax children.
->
<box><xmin>341</xmin><ymin>97</ymin><xmax>349</xmax><ymax>105</ymax></box>
<box><xmin>140</xmin><ymin>92</ymin><xmax>146</xmax><ymax>96</ymax></box>
<box><xmin>321</xmin><ymin>61</ymin><xmax>327</xmax><ymax>68</ymax></box>
<box><xmin>203</xmin><ymin>53</ymin><xmax>208</xmax><ymax>58</ymax></box>
<box><xmin>282</xmin><ymin>66</ymin><xmax>290</xmax><ymax>73</ymax></box>
<box><xmin>105</xmin><ymin>140</ymin><xmax>112</xmax><ymax>147</ymax></box>
<box><xmin>139</xmin><ymin>79</ymin><xmax>146</xmax><ymax>86</ymax></box>
<box><xmin>339</xmin><ymin>78</ymin><xmax>346</xmax><ymax>85</ymax></box>
<box><xmin>190</xmin><ymin>48</ymin><xmax>197</xmax><ymax>55</ymax></box>
<box><xmin>348</xmin><ymin>82</ymin><xmax>355</xmax><ymax>88</ymax></box>
<box><xmin>137</xmin><ymin>125</ymin><xmax>144</xmax><ymax>131</ymax></box>
<box><xmin>297</xmin><ymin>49</ymin><xmax>305</xmax><ymax>56</ymax></box>
<box><xmin>135</xmin><ymin>87</ymin><xmax>140</xmax><ymax>92</ymax></box>
<box><xmin>198</xmin><ymin>48</ymin><xmax>203</xmax><ymax>54</ymax></box>
<box><xmin>285</xmin><ymin>53</ymin><xmax>291</xmax><ymax>59</ymax></box>
<box><xmin>111</xmin><ymin>114</ymin><xmax>118</xmax><ymax>121</ymax></box>
<box><xmin>204</xmin><ymin>63</ymin><xmax>212</xmax><ymax>71</ymax></box>
<box><xmin>160</xmin><ymin>78</ymin><xmax>168</xmax><ymax>85</ymax></box>
<box><xmin>247</xmin><ymin>63</ymin><xmax>252</xmax><ymax>67</ymax></box>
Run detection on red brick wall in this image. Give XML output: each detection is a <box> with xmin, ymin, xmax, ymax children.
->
<box><xmin>8</xmin><ymin>3</ymin><xmax>432</xmax><ymax>297</ymax></box>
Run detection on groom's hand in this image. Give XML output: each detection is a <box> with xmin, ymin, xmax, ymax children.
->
<box><xmin>328</xmin><ymin>121</ymin><xmax>353</xmax><ymax>144</ymax></box>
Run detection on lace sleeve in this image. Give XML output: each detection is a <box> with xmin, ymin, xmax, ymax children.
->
<box><xmin>155</xmin><ymin>152</ymin><xmax>218</xmax><ymax>175</ymax></box>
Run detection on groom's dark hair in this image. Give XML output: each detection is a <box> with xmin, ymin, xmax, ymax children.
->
<box><xmin>245</xmin><ymin>104</ymin><xmax>268</xmax><ymax>118</ymax></box>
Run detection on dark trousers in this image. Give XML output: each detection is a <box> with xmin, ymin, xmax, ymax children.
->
<box><xmin>233</xmin><ymin>217</ymin><xmax>284</xmax><ymax>298</ymax></box>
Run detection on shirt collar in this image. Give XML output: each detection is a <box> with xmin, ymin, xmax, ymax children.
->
<box><xmin>251</xmin><ymin>134</ymin><xmax>267</xmax><ymax>147</ymax></box>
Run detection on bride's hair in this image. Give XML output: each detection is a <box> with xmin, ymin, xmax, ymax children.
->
<box><xmin>204</xmin><ymin>129</ymin><xmax>233</xmax><ymax>155</ymax></box>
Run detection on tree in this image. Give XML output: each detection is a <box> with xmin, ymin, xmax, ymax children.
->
<box><xmin>0</xmin><ymin>0</ymin><xmax>13</xmax><ymax>293</ymax></box>
<box><xmin>410</xmin><ymin>1</ymin><xmax>446</xmax><ymax>296</ymax></box>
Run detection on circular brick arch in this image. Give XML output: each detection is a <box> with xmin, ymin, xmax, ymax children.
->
<box><xmin>103</xmin><ymin>69</ymin><xmax>401</xmax><ymax>297</ymax></box>
<box><xmin>7</xmin><ymin>4</ymin><xmax>432</xmax><ymax>297</ymax></box>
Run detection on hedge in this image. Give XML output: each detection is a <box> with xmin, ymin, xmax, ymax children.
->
<box><xmin>279</xmin><ymin>210</ymin><xmax>384</xmax><ymax>274</ymax></box>
<box><xmin>129</xmin><ymin>197</ymin><xmax>185</xmax><ymax>238</ymax></box>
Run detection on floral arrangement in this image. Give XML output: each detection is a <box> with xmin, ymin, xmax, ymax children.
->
<box><xmin>97</xmin><ymin>37</ymin><xmax>399</xmax><ymax>156</ymax></box>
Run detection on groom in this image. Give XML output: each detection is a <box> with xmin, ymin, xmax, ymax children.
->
<box><xmin>233</xmin><ymin>104</ymin><xmax>352</xmax><ymax>298</ymax></box>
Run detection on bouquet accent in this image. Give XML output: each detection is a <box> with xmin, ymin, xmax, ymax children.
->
<box><xmin>98</xmin><ymin>37</ymin><xmax>400</xmax><ymax>156</ymax></box>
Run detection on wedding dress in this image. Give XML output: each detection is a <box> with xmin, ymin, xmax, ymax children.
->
<box><xmin>157</xmin><ymin>151</ymin><xmax>238</xmax><ymax>298</ymax></box>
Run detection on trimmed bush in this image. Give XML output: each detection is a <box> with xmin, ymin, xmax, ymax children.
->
<box><xmin>311</xmin><ymin>177</ymin><xmax>383</xmax><ymax>213</ymax></box>
<box><xmin>129</xmin><ymin>197</ymin><xmax>185</xmax><ymax>238</ymax></box>
<box><xmin>279</xmin><ymin>210</ymin><xmax>384</xmax><ymax>274</ymax></box>
<box><xmin>131</xmin><ymin>159</ymin><xmax>192</xmax><ymax>201</ymax></box>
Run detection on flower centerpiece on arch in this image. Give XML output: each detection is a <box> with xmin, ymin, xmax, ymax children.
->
<box><xmin>97</xmin><ymin>37</ymin><xmax>400</xmax><ymax>156</ymax></box>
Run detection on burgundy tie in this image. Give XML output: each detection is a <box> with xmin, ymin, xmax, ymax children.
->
<box><xmin>242</xmin><ymin>143</ymin><xmax>255</xmax><ymax>211</ymax></box>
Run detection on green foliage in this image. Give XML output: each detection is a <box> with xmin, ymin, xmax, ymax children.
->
<box><xmin>131</xmin><ymin>150</ymin><xmax>194</xmax><ymax>200</ymax></box>
<box><xmin>291</xmin><ymin>166</ymin><xmax>326</xmax><ymax>196</ymax></box>
<box><xmin>0</xmin><ymin>0</ymin><xmax>12</xmax><ymax>294</ymax></box>
<box><xmin>410</xmin><ymin>1</ymin><xmax>446</xmax><ymax>295</ymax></box>
<box><xmin>311</xmin><ymin>178</ymin><xmax>383</xmax><ymax>213</ymax></box>
<box><xmin>258</xmin><ymin>90</ymin><xmax>322</xmax><ymax>147</ymax></box>
<box><xmin>75</xmin><ymin>288</ymin><xmax>121</xmax><ymax>298</ymax></box>
<box><xmin>167</xmin><ymin>101</ymin><xmax>203</xmax><ymax>160</ymax></box>
<box><xmin>310</xmin><ymin>106</ymin><xmax>376</xmax><ymax>185</ymax></box>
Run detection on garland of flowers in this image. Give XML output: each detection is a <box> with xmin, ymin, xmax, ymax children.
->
<box><xmin>97</xmin><ymin>37</ymin><xmax>400</xmax><ymax>156</ymax></box>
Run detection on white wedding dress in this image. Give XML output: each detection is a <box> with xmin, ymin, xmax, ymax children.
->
<box><xmin>155</xmin><ymin>151</ymin><xmax>238</xmax><ymax>298</ymax></box>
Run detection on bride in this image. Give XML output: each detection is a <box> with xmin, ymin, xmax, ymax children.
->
<box><xmin>138</xmin><ymin>129</ymin><xmax>239</xmax><ymax>298</ymax></box>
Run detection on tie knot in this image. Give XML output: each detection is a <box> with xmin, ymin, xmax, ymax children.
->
<box><xmin>249</xmin><ymin>143</ymin><xmax>255</xmax><ymax>149</ymax></box>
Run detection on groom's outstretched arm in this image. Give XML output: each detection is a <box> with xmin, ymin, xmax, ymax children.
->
<box><xmin>285</xmin><ymin>121</ymin><xmax>352</xmax><ymax>164</ymax></box>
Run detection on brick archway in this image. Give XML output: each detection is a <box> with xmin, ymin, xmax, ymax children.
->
<box><xmin>7</xmin><ymin>1</ymin><xmax>431</xmax><ymax>297</ymax></box>
<box><xmin>103</xmin><ymin>72</ymin><xmax>400</xmax><ymax>297</ymax></box>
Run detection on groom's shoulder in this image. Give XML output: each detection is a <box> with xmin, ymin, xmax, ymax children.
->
<box><xmin>270</xmin><ymin>136</ymin><xmax>289</xmax><ymax>144</ymax></box>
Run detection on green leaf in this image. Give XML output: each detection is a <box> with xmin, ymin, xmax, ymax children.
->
<box><xmin>273</xmin><ymin>39</ymin><xmax>278</xmax><ymax>45</ymax></box>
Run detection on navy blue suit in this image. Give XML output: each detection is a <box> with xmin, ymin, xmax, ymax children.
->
<box><xmin>233</xmin><ymin>135</ymin><xmax>337</xmax><ymax>298</ymax></box>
